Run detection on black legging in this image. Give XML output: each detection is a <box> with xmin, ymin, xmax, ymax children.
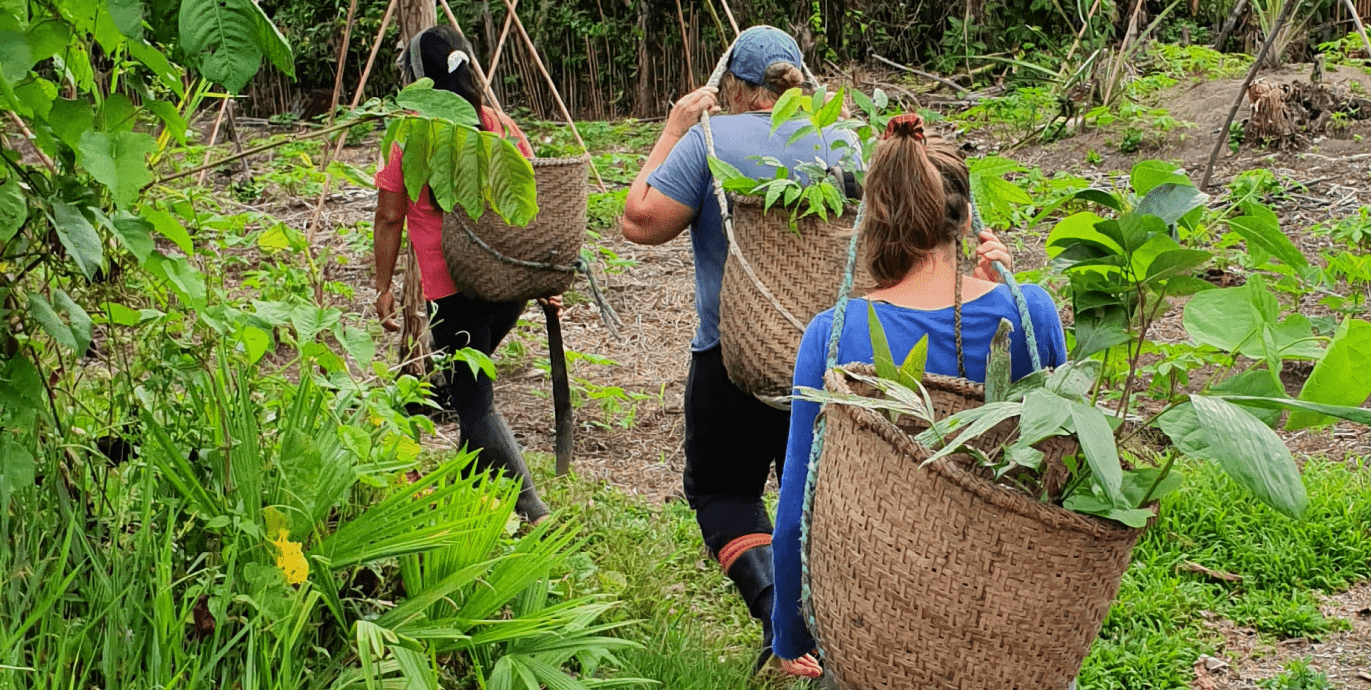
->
<box><xmin>428</xmin><ymin>293</ymin><xmax>549</xmax><ymax>521</ymax></box>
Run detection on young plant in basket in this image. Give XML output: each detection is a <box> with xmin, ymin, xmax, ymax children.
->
<box><xmin>798</xmin><ymin>163</ymin><xmax>1371</xmax><ymax>529</ymax></box>
<box><xmin>705</xmin><ymin>86</ymin><xmax>878</xmax><ymax>234</ymax></box>
<box><xmin>380</xmin><ymin>79</ymin><xmax>539</xmax><ymax>227</ymax></box>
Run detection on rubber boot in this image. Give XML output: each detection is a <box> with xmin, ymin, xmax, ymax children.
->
<box><xmin>724</xmin><ymin>543</ymin><xmax>777</xmax><ymax>673</ymax></box>
<box><xmin>460</xmin><ymin>407</ymin><xmax>551</xmax><ymax>523</ymax></box>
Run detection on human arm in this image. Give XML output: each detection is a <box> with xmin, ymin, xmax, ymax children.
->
<box><xmin>621</xmin><ymin>87</ymin><xmax>719</xmax><ymax>245</ymax></box>
<box><xmin>372</xmin><ymin>146</ymin><xmax>410</xmax><ymax>332</ymax></box>
<box><xmin>771</xmin><ymin>317</ymin><xmax>831</xmax><ymax>663</ymax></box>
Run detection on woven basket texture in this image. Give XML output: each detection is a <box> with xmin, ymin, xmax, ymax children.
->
<box><xmin>719</xmin><ymin>195</ymin><xmax>874</xmax><ymax>398</ymax></box>
<box><xmin>808</xmin><ymin>365</ymin><xmax>1144</xmax><ymax>689</ymax></box>
<box><xmin>441</xmin><ymin>156</ymin><xmax>588</xmax><ymax>303</ymax></box>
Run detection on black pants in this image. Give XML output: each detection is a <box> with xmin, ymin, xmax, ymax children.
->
<box><xmin>428</xmin><ymin>293</ymin><xmax>548</xmax><ymax>521</ymax></box>
<box><xmin>683</xmin><ymin>345</ymin><xmax>791</xmax><ymax>556</ymax></box>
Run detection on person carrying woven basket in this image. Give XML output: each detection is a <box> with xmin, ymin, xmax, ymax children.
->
<box><xmin>770</xmin><ymin>115</ymin><xmax>1070</xmax><ymax>679</ymax></box>
<box><xmin>621</xmin><ymin>26</ymin><xmax>859</xmax><ymax>672</ymax></box>
<box><xmin>372</xmin><ymin>26</ymin><xmax>551</xmax><ymax>524</ymax></box>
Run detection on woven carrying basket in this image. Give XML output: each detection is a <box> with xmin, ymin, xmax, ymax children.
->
<box><xmin>718</xmin><ymin>195</ymin><xmax>874</xmax><ymax>399</ymax></box>
<box><xmin>807</xmin><ymin>365</ymin><xmax>1145</xmax><ymax>690</ymax></box>
<box><xmin>441</xmin><ymin>156</ymin><xmax>588</xmax><ymax>303</ymax></box>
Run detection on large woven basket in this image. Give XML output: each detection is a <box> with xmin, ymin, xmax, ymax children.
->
<box><xmin>441</xmin><ymin>156</ymin><xmax>588</xmax><ymax>303</ymax></box>
<box><xmin>718</xmin><ymin>195</ymin><xmax>874</xmax><ymax>399</ymax></box>
<box><xmin>807</xmin><ymin>365</ymin><xmax>1145</xmax><ymax>690</ymax></box>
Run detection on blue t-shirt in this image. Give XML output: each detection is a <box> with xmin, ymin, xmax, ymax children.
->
<box><xmin>645</xmin><ymin>113</ymin><xmax>861</xmax><ymax>351</ymax></box>
<box><xmin>770</xmin><ymin>287</ymin><xmax>1068</xmax><ymax>660</ymax></box>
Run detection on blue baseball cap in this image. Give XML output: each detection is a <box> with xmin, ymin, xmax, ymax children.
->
<box><xmin>727</xmin><ymin>26</ymin><xmax>805</xmax><ymax>91</ymax></box>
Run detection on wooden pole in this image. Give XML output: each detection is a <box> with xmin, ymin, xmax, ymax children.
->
<box><xmin>674</xmin><ymin>0</ymin><xmax>696</xmax><ymax>87</ymax></box>
<box><xmin>305</xmin><ymin>0</ymin><xmax>398</xmax><ymax>243</ymax></box>
<box><xmin>196</xmin><ymin>98</ymin><xmax>229</xmax><ymax>186</ymax></box>
<box><xmin>542</xmin><ymin>301</ymin><xmax>574</xmax><ymax>476</ymax></box>
<box><xmin>1343</xmin><ymin>0</ymin><xmax>1371</xmax><ymax>59</ymax></box>
<box><xmin>1212</xmin><ymin>0</ymin><xmax>1249</xmax><ymax>51</ymax></box>
<box><xmin>397</xmin><ymin>245</ymin><xmax>429</xmax><ymax>380</ymax></box>
<box><xmin>499</xmin><ymin>0</ymin><xmax>607</xmax><ymax>191</ymax></box>
<box><xmin>717</xmin><ymin>0</ymin><xmax>740</xmax><ymax>36</ymax></box>
<box><xmin>486</xmin><ymin>0</ymin><xmax>519</xmax><ymax>86</ymax></box>
<box><xmin>324</xmin><ymin>0</ymin><xmax>360</xmax><ymax>128</ymax></box>
<box><xmin>437</xmin><ymin>0</ymin><xmax>506</xmax><ymax>113</ymax></box>
<box><xmin>1060</xmin><ymin>0</ymin><xmax>1104</xmax><ymax>68</ymax></box>
<box><xmin>1201</xmin><ymin>0</ymin><xmax>1302</xmax><ymax>190</ymax></box>
<box><xmin>703</xmin><ymin>0</ymin><xmax>731</xmax><ymax>39</ymax></box>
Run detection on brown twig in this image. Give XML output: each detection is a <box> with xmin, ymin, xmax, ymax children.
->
<box><xmin>673</xmin><ymin>0</ymin><xmax>696</xmax><ymax>85</ymax></box>
<box><xmin>716</xmin><ymin>0</ymin><xmax>740</xmax><ymax>36</ymax></box>
<box><xmin>1060</xmin><ymin>0</ymin><xmax>1104</xmax><ymax>68</ymax></box>
<box><xmin>147</xmin><ymin>117</ymin><xmax>376</xmax><ymax>188</ymax></box>
<box><xmin>870</xmin><ymin>54</ymin><xmax>969</xmax><ymax>94</ymax></box>
<box><xmin>1201</xmin><ymin>0</ymin><xmax>1302</xmax><ymax>190</ymax></box>
<box><xmin>324</xmin><ymin>0</ymin><xmax>360</xmax><ymax>130</ymax></box>
<box><xmin>6</xmin><ymin>111</ymin><xmax>57</xmax><ymax>175</ymax></box>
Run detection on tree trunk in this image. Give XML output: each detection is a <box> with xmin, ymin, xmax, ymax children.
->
<box><xmin>397</xmin><ymin>1</ymin><xmax>435</xmax><ymax>381</ymax></box>
<box><xmin>398</xmin><ymin>0</ymin><xmax>437</xmax><ymax>52</ymax></box>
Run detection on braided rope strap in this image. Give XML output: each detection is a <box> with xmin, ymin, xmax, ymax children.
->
<box><xmin>454</xmin><ymin>214</ymin><xmax>625</xmax><ymax>336</ymax></box>
<box><xmin>700</xmin><ymin>27</ymin><xmax>829</xmax><ymax>342</ymax></box>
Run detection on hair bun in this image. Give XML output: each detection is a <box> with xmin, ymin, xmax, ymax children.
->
<box><xmin>763</xmin><ymin>63</ymin><xmax>804</xmax><ymax>91</ymax></box>
<box><xmin>883</xmin><ymin>113</ymin><xmax>926</xmax><ymax>142</ymax></box>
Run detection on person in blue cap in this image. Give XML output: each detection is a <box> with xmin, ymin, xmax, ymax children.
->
<box><xmin>620</xmin><ymin>26</ymin><xmax>855</xmax><ymax>673</ymax></box>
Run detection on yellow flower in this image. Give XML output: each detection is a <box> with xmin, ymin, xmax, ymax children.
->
<box><xmin>271</xmin><ymin>529</ymin><xmax>309</xmax><ymax>585</ymax></box>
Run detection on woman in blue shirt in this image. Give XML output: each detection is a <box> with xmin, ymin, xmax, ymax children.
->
<box><xmin>770</xmin><ymin>115</ymin><xmax>1068</xmax><ymax>678</ymax></box>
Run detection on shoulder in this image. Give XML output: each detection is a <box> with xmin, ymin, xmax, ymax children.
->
<box><xmin>1017</xmin><ymin>283</ymin><xmax>1061</xmax><ymax>315</ymax></box>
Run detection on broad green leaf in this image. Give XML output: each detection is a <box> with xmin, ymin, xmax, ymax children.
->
<box><xmin>127</xmin><ymin>38</ymin><xmax>183</xmax><ymax>95</ymax></box>
<box><xmin>1210</xmin><ymin>370</ymin><xmax>1286</xmax><ymax>427</ymax></box>
<box><xmin>1159</xmin><ymin>397</ymin><xmax>1307</xmax><ymax>518</ymax></box>
<box><xmin>483</xmin><ymin>134</ymin><xmax>537</xmax><ymax>226</ymax></box>
<box><xmin>77</xmin><ymin>129</ymin><xmax>155</xmax><ymax>207</ymax></box>
<box><xmin>1228</xmin><ymin>202</ymin><xmax>1307</xmax><ymax>270</ymax></box>
<box><xmin>706</xmin><ymin>156</ymin><xmax>746</xmax><ymax>184</ymax></box>
<box><xmin>52</xmin><ymin>202</ymin><xmax>103</xmax><ymax>280</ymax></box>
<box><xmin>0</xmin><ymin>355</ymin><xmax>43</xmax><ymax>425</ymax></box>
<box><xmin>141</xmin><ymin>205</ymin><xmax>193</xmax><ymax>254</ymax></box>
<box><xmin>237</xmin><ymin>325</ymin><xmax>270</xmax><ymax>364</ymax></box>
<box><xmin>449</xmin><ymin>125</ymin><xmax>485</xmax><ymax>219</ymax></box>
<box><xmin>919</xmin><ymin>402</ymin><xmax>1024</xmax><ymax>466</ymax></box>
<box><xmin>290</xmin><ymin>305</ymin><xmax>341</xmax><ymax>344</ymax></box>
<box><xmin>0</xmin><ymin>24</ymin><xmax>30</xmax><ymax>83</ymax></box>
<box><xmin>107</xmin><ymin>0</ymin><xmax>142</xmax><ymax>39</ymax></box>
<box><xmin>1018</xmin><ymin>388</ymin><xmax>1071</xmax><ymax>445</ymax></box>
<box><xmin>110</xmin><ymin>215</ymin><xmax>154</xmax><ymax>262</ymax></box>
<box><xmin>178</xmin><ymin>0</ymin><xmax>293</xmax><ymax>93</ymax></box>
<box><xmin>13</xmin><ymin>77</ymin><xmax>55</xmax><ymax>118</ymax></box>
<box><xmin>25</xmin><ymin>19</ymin><xmax>69</xmax><ymax>65</ymax></box>
<box><xmin>1069</xmin><ymin>401</ymin><xmax>1125</xmax><ymax>507</ymax></box>
<box><xmin>897</xmin><ymin>334</ymin><xmax>929</xmax><ymax>388</ymax></box>
<box><xmin>339</xmin><ymin>325</ymin><xmax>376</xmax><ymax>366</ymax></box>
<box><xmin>0</xmin><ymin>435</ymin><xmax>35</xmax><ymax>498</ymax></box>
<box><xmin>1130</xmin><ymin>160</ymin><xmax>1192</xmax><ymax>195</ymax></box>
<box><xmin>0</xmin><ymin>177</ymin><xmax>25</xmax><ymax>245</ymax></box>
<box><xmin>1072</xmin><ymin>188</ymin><xmax>1125</xmax><ymax>212</ymax></box>
<box><xmin>100</xmin><ymin>302</ymin><xmax>143</xmax><ymax>326</ymax></box>
<box><xmin>1288</xmin><ymin>319</ymin><xmax>1371</xmax><ymax>430</ymax></box>
<box><xmin>48</xmin><ymin>98</ymin><xmax>94</xmax><ymax>150</ymax></box>
<box><xmin>396</xmin><ymin>80</ymin><xmax>478</xmax><ymax>124</ymax></box>
<box><xmin>1144</xmin><ymin>249</ymin><xmax>1211</xmax><ymax>283</ymax></box>
<box><xmin>1062</xmin><ymin>490</ymin><xmax>1155</xmax><ymax>528</ymax></box>
<box><xmin>401</xmin><ymin>119</ymin><xmax>432</xmax><ymax>203</ymax></box>
<box><xmin>769</xmin><ymin>88</ymin><xmax>805</xmax><ymax>133</ymax></box>
<box><xmin>784</xmin><ymin>123</ymin><xmax>817</xmax><ymax>147</ymax></box>
<box><xmin>145</xmin><ymin>251</ymin><xmax>206</xmax><ymax>307</ymax></box>
<box><xmin>52</xmin><ymin>290</ymin><xmax>91</xmax><ymax>354</ymax></box>
<box><xmin>143</xmin><ymin>98</ymin><xmax>188</xmax><ymax>144</ymax></box>
<box><xmin>96</xmin><ymin>92</ymin><xmax>136</xmax><ymax>132</ymax></box>
<box><xmin>1135</xmin><ymin>183</ymin><xmax>1207</xmax><ymax>225</ymax></box>
<box><xmin>28</xmin><ymin>294</ymin><xmax>78</xmax><ymax>352</ymax></box>
<box><xmin>1071</xmin><ymin>307</ymin><xmax>1130</xmax><ymax>361</ymax></box>
<box><xmin>1121</xmin><ymin>467</ymin><xmax>1184</xmax><ymax>505</ymax></box>
<box><xmin>866</xmin><ymin>301</ymin><xmax>897</xmax><ymax>381</ymax></box>
<box><xmin>1047</xmin><ymin>212</ymin><xmax>1119</xmax><ymax>259</ymax></box>
<box><xmin>812</xmin><ymin>86</ymin><xmax>844</xmax><ymax>128</ymax></box>
<box><xmin>1114</xmin><ymin>212</ymin><xmax>1168</xmax><ymax>253</ymax></box>
<box><xmin>851</xmin><ymin>89</ymin><xmax>876</xmax><ymax>118</ymax></box>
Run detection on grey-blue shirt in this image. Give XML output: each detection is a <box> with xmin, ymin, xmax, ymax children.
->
<box><xmin>645</xmin><ymin>113</ymin><xmax>860</xmax><ymax>351</ymax></box>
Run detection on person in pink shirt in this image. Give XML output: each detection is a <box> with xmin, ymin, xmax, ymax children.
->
<box><xmin>372</xmin><ymin>26</ymin><xmax>549</xmax><ymax>523</ymax></box>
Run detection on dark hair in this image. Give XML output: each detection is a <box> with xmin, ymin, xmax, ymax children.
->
<box><xmin>721</xmin><ymin>62</ymin><xmax>808</xmax><ymax>111</ymax></box>
<box><xmin>861</xmin><ymin>117</ymin><xmax>971</xmax><ymax>288</ymax></box>
<box><xmin>403</xmin><ymin>26</ymin><xmax>486</xmax><ymax>131</ymax></box>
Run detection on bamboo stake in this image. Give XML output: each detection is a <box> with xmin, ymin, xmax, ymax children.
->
<box><xmin>1060</xmin><ymin>0</ymin><xmax>1104</xmax><ymax>69</ymax></box>
<box><xmin>1201</xmin><ymin>0</ymin><xmax>1302</xmax><ymax>190</ymax></box>
<box><xmin>324</xmin><ymin>0</ymin><xmax>360</xmax><ymax>128</ymax></box>
<box><xmin>703</xmin><ymin>0</ymin><xmax>731</xmax><ymax>39</ymax></box>
<box><xmin>717</xmin><ymin>0</ymin><xmax>740</xmax><ymax>36</ymax></box>
<box><xmin>673</xmin><ymin>0</ymin><xmax>696</xmax><ymax>86</ymax></box>
<box><xmin>487</xmin><ymin>0</ymin><xmax>519</xmax><ymax>82</ymax></box>
<box><xmin>437</xmin><ymin>0</ymin><xmax>506</xmax><ymax>113</ymax></box>
<box><xmin>196</xmin><ymin>98</ymin><xmax>230</xmax><ymax>186</ymax></box>
<box><xmin>499</xmin><ymin>0</ymin><xmax>607</xmax><ymax>191</ymax></box>
<box><xmin>305</xmin><ymin>0</ymin><xmax>398</xmax><ymax>244</ymax></box>
<box><xmin>1343</xmin><ymin>0</ymin><xmax>1371</xmax><ymax>59</ymax></box>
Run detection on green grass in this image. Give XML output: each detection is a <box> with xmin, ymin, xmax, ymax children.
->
<box><xmin>525</xmin><ymin>452</ymin><xmax>1371</xmax><ymax>689</ymax></box>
